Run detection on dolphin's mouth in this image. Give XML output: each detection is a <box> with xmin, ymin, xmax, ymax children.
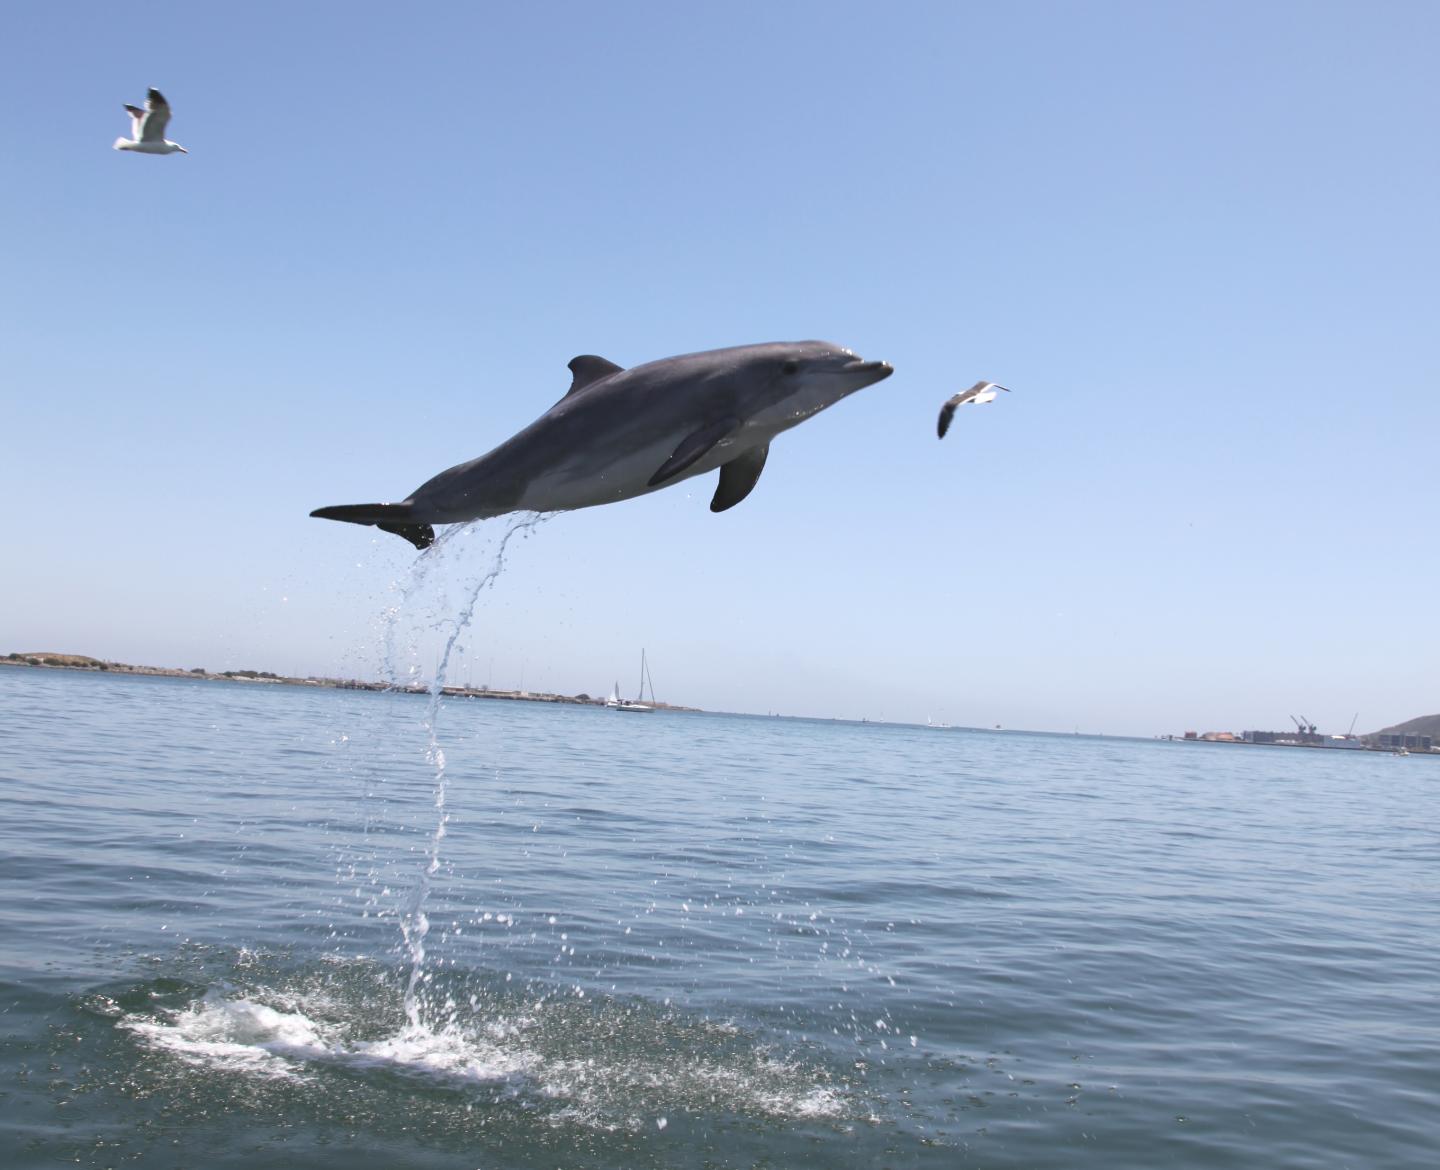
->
<box><xmin>841</xmin><ymin>358</ymin><xmax>893</xmax><ymax>381</ymax></box>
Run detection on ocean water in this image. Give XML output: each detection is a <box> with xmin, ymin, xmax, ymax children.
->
<box><xmin>1</xmin><ymin>666</ymin><xmax>1436</xmax><ymax>1168</ymax></box>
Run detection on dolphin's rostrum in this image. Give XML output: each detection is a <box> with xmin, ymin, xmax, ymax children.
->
<box><xmin>311</xmin><ymin>341</ymin><xmax>893</xmax><ymax>548</ymax></box>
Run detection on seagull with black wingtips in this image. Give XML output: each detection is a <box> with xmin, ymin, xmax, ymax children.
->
<box><xmin>113</xmin><ymin>88</ymin><xmax>188</xmax><ymax>155</ymax></box>
<box><xmin>937</xmin><ymin>380</ymin><xmax>1008</xmax><ymax>439</ymax></box>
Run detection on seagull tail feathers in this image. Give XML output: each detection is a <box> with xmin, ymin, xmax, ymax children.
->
<box><xmin>310</xmin><ymin>502</ymin><xmax>435</xmax><ymax>550</ymax></box>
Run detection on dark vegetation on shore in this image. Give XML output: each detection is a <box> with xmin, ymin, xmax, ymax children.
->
<box><xmin>1</xmin><ymin>652</ymin><xmax>697</xmax><ymax>710</ymax></box>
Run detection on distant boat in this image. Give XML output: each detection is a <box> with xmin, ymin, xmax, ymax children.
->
<box><xmin>605</xmin><ymin>649</ymin><xmax>656</xmax><ymax>712</ymax></box>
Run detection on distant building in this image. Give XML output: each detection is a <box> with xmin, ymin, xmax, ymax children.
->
<box><xmin>1378</xmin><ymin>733</ymin><xmax>1433</xmax><ymax>751</ymax></box>
<box><xmin>1243</xmin><ymin>727</ymin><xmax>1322</xmax><ymax>745</ymax></box>
<box><xmin>1324</xmin><ymin>735</ymin><xmax>1366</xmax><ymax>750</ymax></box>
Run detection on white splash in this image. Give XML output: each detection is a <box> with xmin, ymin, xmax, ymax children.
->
<box><xmin>122</xmin><ymin>984</ymin><xmax>848</xmax><ymax>1128</ymax></box>
<box><xmin>349</xmin><ymin>1022</ymin><xmax>532</xmax><ymax>1082</ymax></box>
<box><xmin>121</xmin><ymin>990</ymin><xmax>332</xmax><ymax>1079</ymax></box>
<box><xmin>123</xmin><ymin>992</ymin><xmax>526</xmax><ymax>1085</ymax></box>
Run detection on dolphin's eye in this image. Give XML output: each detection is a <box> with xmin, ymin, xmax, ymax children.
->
<box><xmin>781</xmin><ymin>361</ymin><xmax>799</xmax><ymax>376</ymax></box>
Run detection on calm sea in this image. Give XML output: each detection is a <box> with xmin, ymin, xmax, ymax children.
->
<box><xmin>1</xmin><ymin>667</ymin><xmax>1435</xmax><ymax>1168</ymax></box>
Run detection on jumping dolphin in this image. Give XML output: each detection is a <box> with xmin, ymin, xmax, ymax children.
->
<box><xmin>311</xmin><ymin>340</ymin><xmax>893</xmax><ymax>549</ymax></box>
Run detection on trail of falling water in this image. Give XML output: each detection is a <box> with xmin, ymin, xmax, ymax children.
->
<box><xmin>353</xmin><ymin>523</ymin><xmax>483</xmax><ymax>855</ymax></box>
<box><xmin>379</xmin><ymin>522</ymin><xmax>469</xmax><ymax>690</ymax></box>
<box><xmin>394</xmin><ymin>513</ymin><xmax>548</xmax><ymax>1029</ymax></box>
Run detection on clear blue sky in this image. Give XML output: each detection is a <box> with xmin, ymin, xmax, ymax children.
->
<box><xmin>3</xmin><ymin>1</ymin><xmax>1436</xmax><ymax>735</ymax></box>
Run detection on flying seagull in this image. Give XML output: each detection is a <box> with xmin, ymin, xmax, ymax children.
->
<box><xmin>937</xmin><ymin>380</ymin><xmax>1009</xmax><ymax>439</ymax></box>
<box><xmin>114</xmin><ymin>88</ymin><xmax>187</xmax><ymax>154</ymax></box>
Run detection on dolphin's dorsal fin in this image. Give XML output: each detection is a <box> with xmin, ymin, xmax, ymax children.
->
<box><xmin>565</xmin><ymin>355</ymin><xmax>625</xmax><ymax>398</ymax></box>
<box><xmin>710</xmin><ymin>444</ymin><xmax>769</xmax><ymax>512</ymax></box>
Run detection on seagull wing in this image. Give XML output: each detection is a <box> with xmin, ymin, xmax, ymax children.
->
<box><xmin>937</xmin><ymin>381</ymin><xmax>1009</xmax><ymax>439</ymax></box>
<box><xmin>137</xmin><ymin>88</ymin><xmax>172</xmax><ymax>142</ymax></box>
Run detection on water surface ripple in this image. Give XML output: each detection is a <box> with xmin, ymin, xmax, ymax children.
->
<box><xmin>1</xmin><ymin>668</ymin><xmax>1436</xmax><ymax>1168</ymax></box>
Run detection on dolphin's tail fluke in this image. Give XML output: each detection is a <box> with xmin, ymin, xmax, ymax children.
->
<box><xmin>310</xmin><ymin>503</ymin><xmax>436</xmax><ymax>551</ymax></box>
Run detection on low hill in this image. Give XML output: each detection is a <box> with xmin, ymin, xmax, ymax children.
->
<box><xmin>1371</xmin><ymin>714</ymin><xmax>1440</xmax><ymax>739</ymax></box>
<box><xmin>11</xmin><ymin>652</ymin><xmax>104</xmax><ymax>667</ymax></box>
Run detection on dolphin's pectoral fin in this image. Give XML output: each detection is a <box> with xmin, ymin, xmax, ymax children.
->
<box><xmin>648</xmin><ymin>417</ymin><xmax>742</xmax><ymax>487</ymax></box>
<box><xmin>710</xmin><ymin>444</ymin><xmax>769</xmax><ymax>512</ymax></box>
<box><xmin>565</xmin><ymin>355</ymin><xmax>625</xmax><ymax>398</ymax></box>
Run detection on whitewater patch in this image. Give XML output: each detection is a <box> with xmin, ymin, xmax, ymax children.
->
<box><xmin>121</xmin><ymin>988</ymin><xmax>531</xmax><ymax>1087</ymax></box>
<box><xmin>118</xmin><ymin>981</ymin><xmax>849</xmax><ymax>1129</ymax></box>
<box><xmin>121</xmin><ymin>990</ymin><xmax>333</xmax><ymax>1081</ymax></box>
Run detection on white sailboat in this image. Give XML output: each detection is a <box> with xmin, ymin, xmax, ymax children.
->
<box><xmin>605</xmin><ymin>649</ymin><xmax>656</xmax><ymax>712</ymax></box>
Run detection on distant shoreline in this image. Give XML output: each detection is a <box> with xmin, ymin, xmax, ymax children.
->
<box><xmin>0</xmin><ymin>652</ymin><xmax>699</xmax><ymax>712</ymax></box>
<box><xmin>1166</xmin><ymin>732</ymin><xmax>1432</xmax><ymax>757</ymax></box>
